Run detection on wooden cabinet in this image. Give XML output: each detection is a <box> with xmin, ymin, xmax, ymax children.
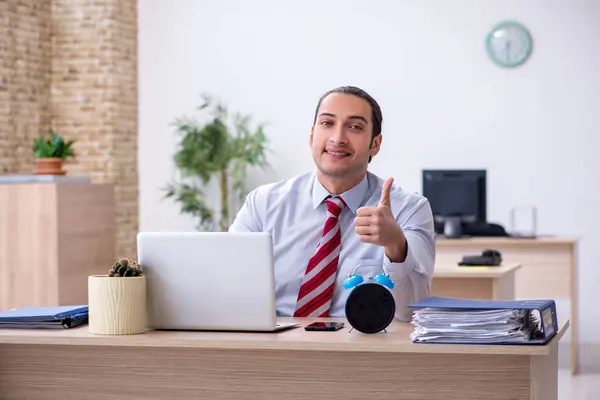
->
<box><xmin>0</xmin><ymin>176</ymin><xmax>115</xmax><ymax>311</ymax></box>
<box><xmin>432</xmin><ymin>262</ymin><xmax>521</xmax><ymax>301</ymax></box>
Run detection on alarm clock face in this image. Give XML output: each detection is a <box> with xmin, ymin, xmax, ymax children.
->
<box><xmin>345</xmin><ymin>283</ymin><xmax>395</xmax><ymax>334</ymax></box>
<box><xmin>486</xmin><ymin>21</ymin><xmax>532</xmax><ymax>68</ymax></box>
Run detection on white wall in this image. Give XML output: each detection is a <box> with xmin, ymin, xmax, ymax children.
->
<box><xmin>139</xmin><ymin>0</ymin><xmax>600</xmax><ymax>347</ymax></box>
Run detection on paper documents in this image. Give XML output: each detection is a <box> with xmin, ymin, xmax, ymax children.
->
<box><xmin>410</xmin><ymin>308</ymin><xmax>539</xmax><ymax>344</ymax></box>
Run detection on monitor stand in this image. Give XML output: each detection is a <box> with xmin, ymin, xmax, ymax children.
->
<box><xmin>443</xmin><ymin>217</ymin><xmax>462</xmax><ymax>238</ymax></box>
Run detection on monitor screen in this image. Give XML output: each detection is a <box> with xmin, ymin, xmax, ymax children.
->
<box><xmin>422</xmin><ymin>170</ymin><xmax>486</xmax><ymax>223</ymax></box>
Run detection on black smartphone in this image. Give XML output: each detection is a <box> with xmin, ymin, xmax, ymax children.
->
<box><xmin>304</xmin><ymin>322</ymin><xmax>345</xmax><ymax>331</ymax></box>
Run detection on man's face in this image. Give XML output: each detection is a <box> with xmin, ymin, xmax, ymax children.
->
<box><xmin>310</xmin><ymin>92</ymin><xmax>381</xmax><ymax>180</ymax></box>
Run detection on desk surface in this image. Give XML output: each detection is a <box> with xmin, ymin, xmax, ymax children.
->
<box><xmin>434</xmin><ymin>262</ymin><xmax>522</xmax><ymax>278</ymax></box>
<box><xmin>0</xmin><ymin>318</ymin><xmax>568</xmax><ymax>357</ymax></box>
<box><xmin>435</xmin><ymin>235</ymin><xmax>578</xmax><ymax>247</ymax></box>
<box><xmin>0</xmin><ymin>319</ymin><xmax>568</xmax><ymax>400</ymax></box>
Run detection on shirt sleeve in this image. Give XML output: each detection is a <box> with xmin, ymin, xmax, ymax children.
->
<box><xmin>228</xmin><ymin>188</ymin><xmax>263</xmax><ymax>232</ymax></box>
<box><xmin>383</xmin><ymin>198</ymin><xmax>436</xmax><ymax>322</ymax></box>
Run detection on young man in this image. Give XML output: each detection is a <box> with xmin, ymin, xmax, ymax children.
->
<box><xmin>229</xmin><ymin>86</ymin><xmax>435</xmax><ymax>321</ymax></box>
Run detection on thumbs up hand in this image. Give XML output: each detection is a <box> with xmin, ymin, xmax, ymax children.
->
<box><xmin>378</xmin><ymin>177</ymin><xmax>393</xmax><ymax>208</ymax></box>
<box><xmin>354</xmin><ymin>177</ymin><xmax>408</xmax><ymax>262</ymax></box>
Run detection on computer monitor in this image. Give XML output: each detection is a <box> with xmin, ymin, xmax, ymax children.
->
<box><xmin>422</xmin><ymin>169</ymin><xmax>487</xmax><ymax>238</ymax></box>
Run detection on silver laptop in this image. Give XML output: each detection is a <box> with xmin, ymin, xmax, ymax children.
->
<box><xmin>137</xmin><ymin>231</ymin><xmax>299</xmax><ymax>332</ymax></box>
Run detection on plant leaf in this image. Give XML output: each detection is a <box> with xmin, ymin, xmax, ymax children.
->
<box><xmin>164</xmin><ymin>94</ymin><xmax>271</xmax><ymax>231</ymax></box>
<box><xmin>33</xmin><ymin>129</ymin><xmax>75</xmax><ymax>159</ymax></box>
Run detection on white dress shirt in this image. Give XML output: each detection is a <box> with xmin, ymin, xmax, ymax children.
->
<box><xmin>228</xmin><ymin>170</ymin><xmax>436</xmax><ymax>321</ymax></box>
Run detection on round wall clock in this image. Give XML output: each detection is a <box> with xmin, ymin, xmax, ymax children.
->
<box><xmin>485</xmin><ymin>20</ymin><xmax>532</xmax><ymax>68</ymax></box>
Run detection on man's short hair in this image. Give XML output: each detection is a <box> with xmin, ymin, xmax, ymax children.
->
<box><xmin>312</xmin><ymin>85</ymin><xmax>383</xmax><ymax>140</ymax></box>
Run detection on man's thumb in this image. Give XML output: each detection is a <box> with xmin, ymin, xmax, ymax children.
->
<box><xmin>379</xmin><ymin>177</ymin><xmax>393</xmax><ymax>207</ymax></box>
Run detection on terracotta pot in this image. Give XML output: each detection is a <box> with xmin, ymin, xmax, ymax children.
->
<box><xmin>34</xmin><ymin>158</ymin><xmax>65</xmax><ymax>175</ymax></box>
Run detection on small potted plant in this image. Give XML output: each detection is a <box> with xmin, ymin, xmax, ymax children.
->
<box><xmin>32</xmin><ymin>128</ymin><xmax>75</xmax><ymax>175</ymax></box>
<box><xmin>88</xmin><ymin>257</ymin><xmax>147</xmax><ymax>335</ymax></box>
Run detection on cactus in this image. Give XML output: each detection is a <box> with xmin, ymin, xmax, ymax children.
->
<box><xmin>108</xmin><ymin>257</ymin><xmax>144</xmax><ymax>277</ymax></box>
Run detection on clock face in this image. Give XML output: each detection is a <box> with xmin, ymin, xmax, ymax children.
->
<box><xmin>486</xmin><ymin>21</ymin><xmax>532</xmax><ymax>68</ymax></box>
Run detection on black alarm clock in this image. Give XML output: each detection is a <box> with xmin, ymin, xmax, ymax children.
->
<box><xmin>343</xmin><ymin>264</ymin><xmax>396</xmax><ymax>334</ymax></box>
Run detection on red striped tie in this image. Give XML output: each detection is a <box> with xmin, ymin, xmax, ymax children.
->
<box><xmin>294</xmin><ymin>196</ymin><xmax>346</xmax><ymax>317</ymax></box>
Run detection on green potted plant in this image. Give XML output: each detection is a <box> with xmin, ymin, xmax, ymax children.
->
<box><xmin>164</xmin><ymin>93</ymin><xmax>271</xmax><ymax>231</ymax></box>
<box><xmin>88</xmin><ymin>257</ymin><xmax>146</xmax><ymax>335</ymax></box>
<box><xmin>32</xmin><ymin>128</ymin><xmax>75</xmax><ymax>175</ymax></box>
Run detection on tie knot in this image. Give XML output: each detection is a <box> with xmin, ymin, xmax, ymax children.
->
<box><xmin>326</xmin><ymin>196</ymin><xmax>345</xmax><ymax>218</ymax></box>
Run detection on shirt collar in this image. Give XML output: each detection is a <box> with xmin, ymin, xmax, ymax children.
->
<box><xmin>311</xmin><ymin>172</ymin><xmax>369</xmax><ymax>214</ymax></box>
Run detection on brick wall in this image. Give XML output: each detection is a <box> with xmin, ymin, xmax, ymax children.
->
<box><xmin>0</xmin><ymin>0</ymin><xmax>138</xmax><ymax>259</ymax></box>
<box><xmin>0</xmin><ymin>1</ymin><xmax>52</xmax><ymax>174</ymax></box>
<box><xmin>51</xmin><ymin>0</ymin><xmax>139</xmax><ymax>259</ymax></box>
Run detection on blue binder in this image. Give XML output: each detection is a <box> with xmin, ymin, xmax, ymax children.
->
<box><xmin>0</xmin><ymin>305</ymin><xmax>88</xmax><ymax>329</ymax></box>
<box><xmin>408</xmin><ymin>297</ymin><xmax>559</xmax><ymax>345</ymax></box>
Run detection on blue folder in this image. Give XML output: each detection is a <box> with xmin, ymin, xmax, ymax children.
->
<box><xmin>0</xmin><ymin>305</ymin><xmax>88</xmax><ymax>329</ymax></box>
<box><xmin>408</xmin><ymin>297</ymin><xmax>559</xmax><ymax>345</ymax></box>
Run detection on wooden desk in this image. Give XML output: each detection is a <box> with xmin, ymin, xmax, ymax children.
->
<box><xmin>435</xmin><ymin>236</ymin><xmax>579</xmax><ymax>374</ymax></box>
<box><xmin>432</xmin><ymin>262</ymin><xmax>521</xmax><ymax>300</ymax></box>
<box><xmin>0</xmin><ymin>318</ymin><xmax>568</xmax><ymax>400</ymax></box>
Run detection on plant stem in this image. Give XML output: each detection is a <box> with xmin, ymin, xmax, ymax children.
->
<box><xmin>219</xmin><ymin>167</ymin><xmax>229</xmax><ymax>231</ymax></box>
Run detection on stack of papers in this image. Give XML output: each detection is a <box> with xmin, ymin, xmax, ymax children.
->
<box><xmin>0</xmin><ymin>305</ymin><xmax>88</xmax><ymax>329</ymax></box>
<box><xmin>410</xmin><ymin>308</ymin><xmax>537</xmax><ymax>344</ymax></box>
<box><xmin>407</xmin><ymin>296</ymin><xmax>557</xmax><ymax>345</ymax></box>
